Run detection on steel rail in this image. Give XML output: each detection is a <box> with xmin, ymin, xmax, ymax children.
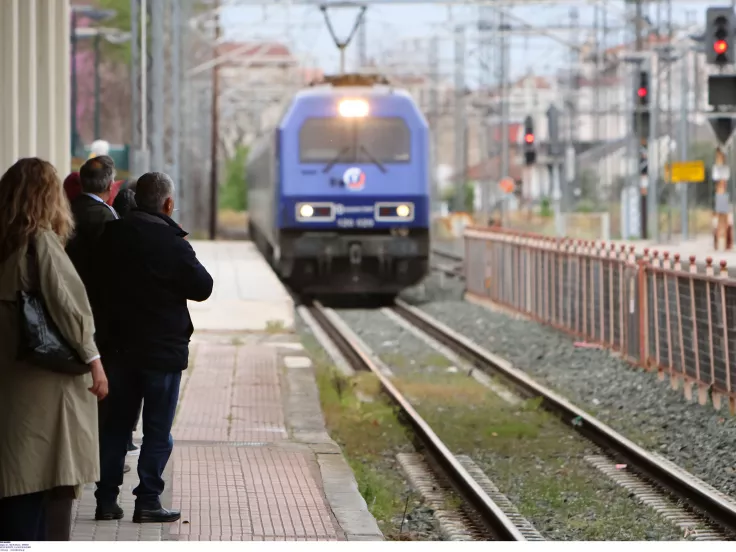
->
<box><xmin>307</xmin><ymin>301</ymin><xmax>526</xmax><ymax>541</ymax></box>
<box><xmin>431</xmin><ymin>249</ymin><xmax>463</xmax><ymax>263</ymax></box>
<box><xmin>392</xmin><ymin>298</ymin><xmax>736</xmax><ymax>535</ymax></box>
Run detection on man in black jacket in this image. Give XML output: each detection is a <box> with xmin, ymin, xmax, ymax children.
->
<box><xmin>66</xmin><ymin>155</ymin><xmax>119</xmax><ymax>293</ymax></box>
<box><xmin>93</xmin><ymin>172</ymin><xmax>213</xmax><ymax>524</ymax></box>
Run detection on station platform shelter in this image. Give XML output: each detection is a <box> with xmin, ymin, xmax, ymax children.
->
<box><xmin>0</xmin><ymin>0</ymin><xmax>71</xmax><ymax>176</ymax></box>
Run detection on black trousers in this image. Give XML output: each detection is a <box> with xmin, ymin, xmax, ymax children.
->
<box><xmin>46</xmin><ymin>497</ymin><xmax>73</xmax><ymax>541</ymax></box>
<box><xmin>0</xmin><ymin>491</ymin><xmax>47</xmax><ymax>541</ymax></box>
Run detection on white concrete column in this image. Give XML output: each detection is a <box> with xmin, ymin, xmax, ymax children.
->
<box><xmin>0</xmin><ymin>0</ymin><xmax>20</xmax><ymax>171</ymax></box>
<box><xmin>17</xmin><ymin>0</ymin><xmax>38</xmax><ymax>158</ymax></box>
<box><xmin>36</xmin><ymin>0</ymin><xmax>56</xmax><ymax>165</ymax></box>
<box><xmin>54</xmin><ymin>0</ymin><xmax>71</xmax><ymax>177</ymax></box>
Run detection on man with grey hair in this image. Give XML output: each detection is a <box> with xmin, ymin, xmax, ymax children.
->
<box><xmin>67</xmin><ymin>155</ymin><xmax>119</xmax><ymax>287</ymax></box>
<box><xmin>92</xmin><ymin>172</ymin><xmax>213</xmax><ymax>524</ymax></box>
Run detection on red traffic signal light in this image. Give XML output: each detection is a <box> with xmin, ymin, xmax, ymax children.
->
<box><xmin>637</xmin><ymin>87</ymin><xmax>647</xmax><ymax>98</ymax></box>
<box><xmin>524</xmin><ymin>133</ymin><xmax>534</xmax><ymax>144</ymax></box>
<box><xmin>714</xmin><ymin>39</ymin><xmax>729</xmax><ymax>54</ymax></box>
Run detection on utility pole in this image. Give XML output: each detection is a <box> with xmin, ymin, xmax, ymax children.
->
<box><xmin>479</xmin><ymin>5</ymin><xmax>494</xmax><ymax>222</ymax></box>
<box><xmin>171</xmin><ymin>0</ymin><xmax>182</xmax><ymax>222</ymax></box>
<box><xmin>499</xmin><ymin>10</ymin><xmax>509</xmax><ymax>216</ymax></box>
<box><xmin>130</xmin><ymin>0</ymin><xmax>139</xmax><ymax>175</ymax></box>
<box><xmin>634</xmin><ymin>0</ymin><xmax>650</xmax><ymax>239</ymax></box>
<box><xmin>453</xmin><ymin>24</ymin><xmax>466</xmax><ymax>213</ymax></box>
<box><xmin>679</xmin><ymin>50</ymin><xmax>689</xmax><ymax>240</ymax></box>
<box><xmin>209</xmin><ymin>0</ymin><xmax>220</xmax><ymax>241</ymax></box>
<box><xmin>429</xmin><ymin>35</ymin><xmax>440</xmax><ymax>215</ymax></box>
<box><xmin>357</xmin><ymin>13</ymin><xmax>367</xmax><ymax>69</ymax></box>
<box><xmin>149</xmin><ymin>0</ymin><xmax>164</xmax><ymax>170</ymax></box>
<box><xmin>565</xmin><ymin>7</ymin><xmax>579</xmax><ymax>213</ymax></box>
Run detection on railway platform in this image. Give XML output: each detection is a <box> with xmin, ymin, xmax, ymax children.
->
<box><xmin>70</xmin><ymin>241</ymin><xmax>381</xmax><ymax>542</ymax></box>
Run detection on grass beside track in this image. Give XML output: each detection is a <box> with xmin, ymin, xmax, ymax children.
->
<box><xmin>382</xmin><ymin>355</ymin><xmax>688</xmax><ymax>541</ymax></box>
<box><xmin>301</xmin><ymin>335</ymin><xmax>443</xmax><ymax>541</ymax></box>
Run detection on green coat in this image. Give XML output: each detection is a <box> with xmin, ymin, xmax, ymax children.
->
<box><xmin>0</xmin><ymin>229</ymin><xmax>100</xmax><ymax>499</ymax></box>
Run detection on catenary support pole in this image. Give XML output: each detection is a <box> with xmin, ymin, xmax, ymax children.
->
<box><xmin>149</xmin><ymin>0</ymin><xmax>164</xmax><ymax>170</ymax></box>
<box><xmin>453</xmin><ymin>24</ymin><xmax>466</xmax><ymax>212</ymax></box>
<box><xmin>499</xmin><ymin>10</ymin><xmax>509</xmax><ymax>224</ymax></box>
<box><xmin>130</xmin><ymin>0</ymin><xmax>139</xmax><ymax>176</ymax></box>
<box><xmin>209</xmin><ymin>0</ymin><xmax>221</xmax><ymax>240</ymax></box>
<box><xmin>679</xmin><ymin>51</ymin><xmax>689</xmax><ymax>240</ymax></box>
<box><xmin>171</xmin><ymin>0</ymin><xmax>182</xmax><ymax>222</ymax></box>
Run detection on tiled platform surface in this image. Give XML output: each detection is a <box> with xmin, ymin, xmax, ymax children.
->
<box><xmin>70</xmin><ymin>242</ymin><xmax>381</xmax><ymax>542</ymax></box>
<box><xmin>72</xmin><ymin>335</ymin><xmax>381</xmax><ymax>541</ymax></box>
<box><xmin>185</xmin><ymin>241</ymin><xmax>294</xmax><ymax>332</ymax></box>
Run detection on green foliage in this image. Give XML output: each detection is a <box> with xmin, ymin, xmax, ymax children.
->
<box><xmin>441</xmin><ymin>182</ymin><xmax>475</xmax><ymax>213</ymax></box>
<box><xmin>94</xmin><ymin>0</ymin><xmax>133</xmax><ymax>64</ymax></box>
<box><xmin>219</xmin><ymin>145</ymin><xmax>249</xmax><ymax>212</ymax></box>
<box><xmin>540</xmin><ymin>197</ymin><xmax>553</xmax><ymax>217</ymax></box>
<box><xmin>574</xmin><ymin>199</ymin><xmax>597</xmax><ymax>213</ymax></box>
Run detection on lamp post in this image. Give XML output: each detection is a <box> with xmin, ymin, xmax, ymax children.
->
<box><xmin>69</xmin><ymin>6</ymin><xmax>116</xmax><ymax>156</ymax></box>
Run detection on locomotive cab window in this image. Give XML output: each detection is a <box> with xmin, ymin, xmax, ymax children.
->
<box><xmin>299</xmin><ymin>117</ymin><xmax>411</xmax><ymax>164</ymax></box>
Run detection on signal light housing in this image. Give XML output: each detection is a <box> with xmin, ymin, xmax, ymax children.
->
<box><xmin>706</xmin><ymin>8</ymin><xmax>735</xmax><ymax>66</ymax></box>
<box><xmin>523</xmin><ymin>115</ymin><xmax>536</xmax><ymax>166</ymax></box>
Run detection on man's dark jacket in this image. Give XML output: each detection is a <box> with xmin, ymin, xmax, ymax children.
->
<box><xmin>94</xmin><ymin>209</ymin><xmax>213</xmax><ymax>371</ymax></box>
<box><xmin>66</xmin><ymin>194</ymin><xmax>117</xmax><ymax>290</ymax></box>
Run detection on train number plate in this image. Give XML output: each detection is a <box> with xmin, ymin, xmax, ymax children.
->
<box><xmin>337</xmin><ymin>218</ymin><xmax>375</xmax><ymax>228</ymax></box>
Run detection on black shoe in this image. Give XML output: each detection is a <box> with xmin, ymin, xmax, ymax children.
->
<box><xmin>133</xmin><ymin>507</ymin><xmax>181</xmax><ymax>523</ymax></box>
<box><xmin>95</xmin><ymin>503</ymin><xmax>124</xmax><ymax>521</ymax></box>
<box><xmin>127</xmin><ymin>442</ymin><xmax>140</xmax><ymax>456</ymax></box>
<box><xmin>123</xmin><ymin>464</ymin><xmax>131</xmax><ymax>474</ymax></box>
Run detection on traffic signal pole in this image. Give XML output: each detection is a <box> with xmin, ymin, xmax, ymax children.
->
<box><xmin>705</xmin><ymin>7</ymin><xmax>736</xmax><ymax>250</ymax></box>
<box><xmin>715</xmin><ymin>147</ymin><xmax>730</xmax><ymax>250</ymax></box>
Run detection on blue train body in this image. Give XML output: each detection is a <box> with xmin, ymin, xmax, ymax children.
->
<box><xmin>247</xmin><ymin>75</ymin><xmax>430</xmax><ymax>295</ymax></box>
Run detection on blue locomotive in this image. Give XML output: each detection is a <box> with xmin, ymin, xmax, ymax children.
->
<box><xmin>246</xmin><ymin>74</ymin><xmax>430</xmax><ymax>296</ymax></box>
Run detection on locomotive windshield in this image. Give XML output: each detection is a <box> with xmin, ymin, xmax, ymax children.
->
<box><xmin>299</xmin><ymin>117</ymin><xmax>411</xmax><ymax>164</ymax></box>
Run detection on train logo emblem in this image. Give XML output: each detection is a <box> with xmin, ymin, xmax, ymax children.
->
<box><xmin>343</xmin><ymin>168</ymin><xmax>365</xmax><ymax>191</ymax></box>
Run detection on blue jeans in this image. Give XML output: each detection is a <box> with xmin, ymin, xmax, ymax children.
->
<box><xmin>0</xmin><ymin>491</ymin><xmax>47</xmax><ymax>541</ymax></box>
<box><xmin>95</xmin><ymin>358</ymin><xmax>181</xmax><ymax>510</ymax></box>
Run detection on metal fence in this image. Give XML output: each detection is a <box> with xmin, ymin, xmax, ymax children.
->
<box><xmin>464</xmin><ymin>226</ymin><xmax>736</xmax><ymax>415</ymax></box>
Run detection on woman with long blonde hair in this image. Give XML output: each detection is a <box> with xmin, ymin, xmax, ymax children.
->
<box><xmin>0</xmin><ymin>158</ymin><xmax>108</xmax><ymax>541</ymax></box>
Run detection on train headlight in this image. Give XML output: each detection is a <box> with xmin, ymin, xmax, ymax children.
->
<box><xmin>396</xmin><ymin>204</ymin><xmax>411</xmax><ymax>218</ymax></box>
<box><xmin>338</xmin><ymin>99</ymin><xmax>369</xmax><ymax>118</ymax></box>
<box><xmin>299</xmin><ymin>204</ymin><xmax>314</xmax><ymax>218</ymax></box>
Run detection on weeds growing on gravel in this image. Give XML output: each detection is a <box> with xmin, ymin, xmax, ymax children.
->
<box><xmin>384</xmin><ymin>354</ymin><xmax>688</xmax><ymax>541</ymax></box>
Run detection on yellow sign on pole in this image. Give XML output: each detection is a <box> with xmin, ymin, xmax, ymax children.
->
<box><xmin>664</xmin><ymin>161</ymin><xmax>705</xmax><ymax>183</ymax></box>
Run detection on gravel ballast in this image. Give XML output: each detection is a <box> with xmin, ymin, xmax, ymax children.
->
<box><xmin>402</xmin><ymin>274</ymin><xmax>736</xmax><ymax>501</ymax></box>
<box><xmin>336</xmin><ymin>308</ymin><xmax>687</xmax><ymax>541</ymax></box>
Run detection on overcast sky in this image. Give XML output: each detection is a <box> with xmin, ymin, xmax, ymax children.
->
<box><xmin>221</xmin><ymin>1</ymin><xmax>709</xmax><ymax>85</ymax></box>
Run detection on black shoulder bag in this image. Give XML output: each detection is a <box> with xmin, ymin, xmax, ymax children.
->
<box><xmin>17</xmin><ymin>238</ymin><xmax>90</xmax><ymax>375</ymax></box>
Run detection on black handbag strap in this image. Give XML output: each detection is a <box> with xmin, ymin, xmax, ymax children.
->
<box><xmin>24</xmin><ymin>237</ymin><xmax>40</xmax><ymax>293</ymax></box>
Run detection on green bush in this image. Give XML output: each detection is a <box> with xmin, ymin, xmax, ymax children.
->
<box><xmin>219</xmin><ymin>145</ymin><xmax>248</xmax><ymax>211</ymax></box>
<box><xmin>540</xmin><ymin>197</ymin><xmax>553</xmax><ymax>218</ymax></box>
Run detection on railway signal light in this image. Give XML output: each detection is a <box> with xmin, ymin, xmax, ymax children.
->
<box><xmin>633</xmin><ymin>70</ymin><xmax>650</xmax><ymax>140</ymax></box>
<box><xmin>523</xmin><ymin>115</ymin><xmax>536</xmax><ymax>166</ymax></box>
<box><xmin>636</xmin><ymin>71</ymin><xmax>649</xmax><ymax>106</ymax></box>
<box><xmin>706</xmin><ymin>7</ymin><xmax>735</xmax><ymax>66</ymax></box>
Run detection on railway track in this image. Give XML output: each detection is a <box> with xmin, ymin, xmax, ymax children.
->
<box><xmin>302</xmin><ymin>296</ymin><xmax>736</xmax><ymax>540</ymax></box>
<box><xmin>389</xmin><ymin>298</ymin><xmax>736</xmax><ymax>539</ymax></box>
<box><xmin>430</xmin><ymin>249</ymin><xmax>464</xmax><ymax>279</ymax></box>
<box><xmin>306</xmin><ymin>300</ymin><xmax>528</xmax><ymax>541</ymax></box>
